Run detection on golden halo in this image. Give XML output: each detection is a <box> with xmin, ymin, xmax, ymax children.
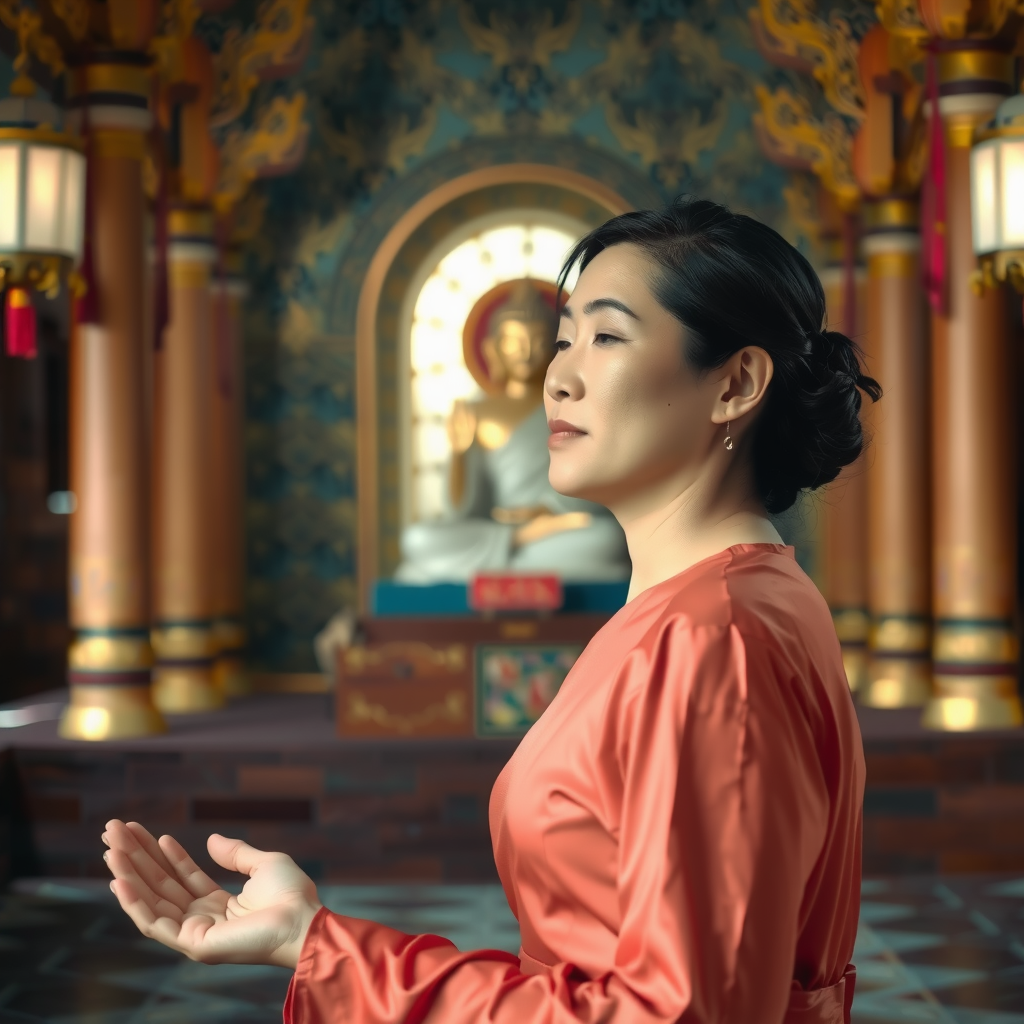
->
<box><xmin>461</xmin><ymin>278</ymin><xmax>561</xmax><ymax>396</ymax></box>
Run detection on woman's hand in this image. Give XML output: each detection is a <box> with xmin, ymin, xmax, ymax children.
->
<box><xmin>102</xmin><ymin>819</ymin><xmax>322</xmax><ymax>969</ymax></box>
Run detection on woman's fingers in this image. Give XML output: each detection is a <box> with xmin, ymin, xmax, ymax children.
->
<box><xmin>103</xmin><ymin>821</ymin><xmax>194</xmax><ymax>912</ymax></box>
<box><xmin>104</xmin><ymin>848</ymin><xmax>186</xmax><ymax>923</ymax></box>
<box><xmin>125</xmin><ymin>821</ymin><xmax>180</xmax><ymax>877</ymax></box>
<box><xmin>158</xmin><ymin>833</ymin><xmax>221</xmax><ymax>898</ymax></box>
<box><xmin>109</xmin><ymin>876</ymin><xmax>187</xmax><ymax>953</ymax></box>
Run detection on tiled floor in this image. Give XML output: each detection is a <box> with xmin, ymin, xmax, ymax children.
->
<box><xmin>1</xmin><ymin>876</ymin><xmax>1023</xmax><ymax>1022</ymax></box>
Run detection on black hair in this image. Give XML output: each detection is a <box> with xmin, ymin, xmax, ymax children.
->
<box><xmin>558</xmin><ymin>196</ymin><xmax>881</xmax><ymax>515</ymax></box>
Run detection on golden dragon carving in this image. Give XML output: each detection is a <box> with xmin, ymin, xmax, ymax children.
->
<box><xmin>755</xmin><ymin>85</ymin><xmax>860</xmax><ymax>210</ymax></box>
<box><xmin>215</xmin><ymin>92</ymin><xmax>310</xmax><ymax>212</ymax></box>
<box><xmin>211</xmin><ymin>0</ymin><xmax>313</xmax><ymax>129</ymax></box>
<box><xmin>0</xmin><ymin>1</ymin><xmax>66</xmax><ymax>80</ymax></box>
<box><xmin>752</xmin><ymin>0</ymin><xmax>864</xmax><ymax>122</ymax></box>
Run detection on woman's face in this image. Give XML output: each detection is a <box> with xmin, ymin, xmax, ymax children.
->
<box><xmin>544</xmin><ymin>243</ymin><xmax>728</xmax><ymax>509</ymax></box>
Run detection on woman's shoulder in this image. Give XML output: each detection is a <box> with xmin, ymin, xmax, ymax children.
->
<box><xmin>636</xmin><ymin>544</ymin><xmax>821</xmax><ymax>628</ymax></box>
<box><xmin>629</xmin><ymin>544</ymin><xmax>838</xmax><ymax>678</ymax></box>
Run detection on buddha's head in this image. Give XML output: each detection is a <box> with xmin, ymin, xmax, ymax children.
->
<box><xmin>482</xmin><ymin>280</ymin><xmax>557</xmax><ymax>393</ymax></box>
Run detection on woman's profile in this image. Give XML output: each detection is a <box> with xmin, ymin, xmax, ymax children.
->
<box><xmin>102</xmin><ymin>197</ymin><xmax>879</xmax><ymax>1024</ymax></box>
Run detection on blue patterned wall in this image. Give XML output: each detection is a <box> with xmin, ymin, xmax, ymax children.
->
<box><xmin>237</xmin><ymin>0</ymin><xmax>802</xmax><ymax>671</ymax></box>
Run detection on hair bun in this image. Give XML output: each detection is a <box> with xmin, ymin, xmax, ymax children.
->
<box><xmin>755</xmin><ymin>327</ymin><xmax>882</xmax><ymax>514</ymax></box>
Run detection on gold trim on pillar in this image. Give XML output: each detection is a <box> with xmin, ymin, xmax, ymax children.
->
<box><xmin>212</xmin><ymin>619</ymin><xmax>248</xmax><ymax>697</ymax></box>
<box><xmin>933</xmin><ymin>620</ymin><xmax>1018</xmax><ymax>664</ymax></box>
<box><xmin>151</xmin><ymin>622</ymin><xmax>223</xmax><ymax>713</ymax></box>
<box><xmin>832</xmin><ymin>607</ymin><xmax>869</xmax><ymax>693</ymax></box>
<box><xmin>60</xmin><ymin>629</ymin><xmax>165</xmax><ymax>740</ymax></box>
<box><xmin>864</xmin><ymin>616</ymin><xmax>932</xmax><ymax>708</ymax></box>
<box><xmin>923</xmin><ymin>674</ymin><xmax>1023</xmax><ymax>730</ymax></box>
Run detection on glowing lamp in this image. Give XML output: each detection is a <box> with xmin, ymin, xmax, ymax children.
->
<box><xmin>971</xmin><ymin>93</ymin><xmax>1024</xmax><ymax>295</ymax></box>
<box><xmin>0</xmin><ymin>91</ymin><xmax>86</xmax><ymax>358</ymax></box>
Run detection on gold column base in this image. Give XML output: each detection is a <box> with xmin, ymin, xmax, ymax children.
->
<box><xmin>833</xmin><ymin>608</ymin><xmax>869</xmax><ymax>694</ymax></box>
<box><xmin>861</xmin><ymin>656</ymin><xmax>931</xmax><ymax>708</ymax></box>
<box><xmin>61</xmin><ymin>631</ymin><xmax>165</xmax><ymax>740</ymax></box>
<box><xmin>214</xmin><ymin>655</ymin><xmax>249</xmax><ymax>698</ymax></box>
<box><xmin>151</xmin><ymin>623</ymin><xmax>224</xmax><ymax>713</ymax></box>
<box><xmin>212</xmin><ymin>619</ymin><xmax>249</xmax><ymax>697</ymax></box>
<box><xmin>841</xmin><ymin>645</ymin><xmax>869</xmax><ymax>694</ymax></box>
<box><xmin>922</xmin><ymin>675</ymin><xmax>1023</xmax><ymax>731</ymax></box>
<box><xmin>59</xmin><ymin>684</ymin><xmax>166</xmax><ymax>741</ymax></box>
<box><xmin>153</xmin><ymin>665</ymin><xmax>224</xmax><ymax>713</ymax></box>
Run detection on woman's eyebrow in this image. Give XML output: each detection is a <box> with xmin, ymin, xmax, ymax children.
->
<box><xmin>583</xmin><ymin>298</ymin><xmax>641</xmax><ymax>320</ymax></box>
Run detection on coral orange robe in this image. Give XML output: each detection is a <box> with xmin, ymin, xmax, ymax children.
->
<box><xmin>284</xmin><ymin>544</ymin><xmax>864</xmax><ymax>1024</ymax></box>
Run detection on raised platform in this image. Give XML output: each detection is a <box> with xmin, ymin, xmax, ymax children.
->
<box><xmin>2</xmin><ymin>692</ymin><xmax>1024</xmax><ymax>881</ymax></box>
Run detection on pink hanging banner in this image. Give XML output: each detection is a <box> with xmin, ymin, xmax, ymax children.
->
<box><xmin>921</xmin><ymin>52</ymin><xmax>948</xmax><ymax>315</ymax></box>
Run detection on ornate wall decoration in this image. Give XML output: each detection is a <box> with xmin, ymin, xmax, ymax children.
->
<box><xmin>752</xmin><ymin>0</ymin><xmax>865</xmax><ymax>121</ymax></box>
<box><xmin>216</xmin><ymin>92</ymin><xmax>311</xmax><ymax>212</ymax></box>
<box><xmin>211</xmin><ymin>0</ymin><xmax>313</xmax><ymax>129</ymax></box>
<box><xmin>755</xmin><ymin>84</ymin><xmax>860</xmax><ymax>209</ymax></box>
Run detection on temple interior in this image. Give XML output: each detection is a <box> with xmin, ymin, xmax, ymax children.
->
<box><xmin>1</xmin><ymin>0</ymin><xmax>1024</xmax><ymax>1021</ymax></box>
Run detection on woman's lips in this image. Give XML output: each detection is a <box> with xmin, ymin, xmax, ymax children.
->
<box><xmin>547</xmin><ymin>419</ymin><xmax>587</xmax><ymax>448</ymax></box>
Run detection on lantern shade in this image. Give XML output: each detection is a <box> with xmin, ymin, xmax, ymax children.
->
<box><xmin>0</xmin><ymin>139</ymin><xmax>85</xmax><ymax>264</ymax></box>
<box><xmin>971</xmin><ymin>140</ymin><xmax>998</xmax><ymax>255</ymax></box>
<box><xmin>971</xmin><ymin>93</ymin><xmax>1024</xmax><ymax>257</ymax></box>
<box><xmin>1002</xmin><ymin>139</ymin><xmax>1024</xmax><ymax>248</ymax></box>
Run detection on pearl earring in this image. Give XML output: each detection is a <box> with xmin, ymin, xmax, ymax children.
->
<box><xmin>724</xmin><ymin>423</ymin><xmax>733</xmax><ymax>450</ymax></box>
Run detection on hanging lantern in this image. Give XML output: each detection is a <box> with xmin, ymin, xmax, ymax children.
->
<box><xmin>970</xmin><ymin>93</ymin><xmax>1024</xmax><ymax>296</ymax></box>
<box><xmin>0</xmin><ymin>85</ymin><xmax>86</xmax><ymax>359</ymax></box>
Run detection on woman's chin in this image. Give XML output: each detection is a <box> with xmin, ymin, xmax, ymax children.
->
<box><xmin>548</xmin><ymin>468</ymin><xmax>603</xmax><ymax>503</ymax></box>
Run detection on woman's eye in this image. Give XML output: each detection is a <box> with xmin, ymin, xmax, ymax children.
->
<box><xmin>554</xmin><ymin>338</ymin><xmax>571</xmax><ymax>351</ymax></box>
<box><xmin>594</xmin><ymin>333</ymin><xmax>622</xmax><ymax>345</ymax></box>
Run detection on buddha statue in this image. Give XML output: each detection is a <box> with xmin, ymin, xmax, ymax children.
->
<box><xmin>395</xmin><ymin>278</ymin><xmax>629</xmax><ymax>584</ymax></box>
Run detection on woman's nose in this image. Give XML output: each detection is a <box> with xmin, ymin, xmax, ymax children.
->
<box><xmin>545</xmin><ymin>349</ymin><xmax>582</xmax><ymax>401</ymax></box>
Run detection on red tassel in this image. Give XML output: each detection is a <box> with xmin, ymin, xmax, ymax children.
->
<box><xmin>6</xmin><ymin>287</ymin><xmax>37</xmax><ymax>358</ymax></box>
<box><xmin>921</xmin><ymin>52</ymin><xmax>947</xmax><ymax>315</ymax></box>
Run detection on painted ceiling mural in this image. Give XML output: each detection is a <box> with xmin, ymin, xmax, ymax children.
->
<box><xmin>191</xmin><ymin>0</ymin><xmax>855</xmax><ymax>672</ymax></box>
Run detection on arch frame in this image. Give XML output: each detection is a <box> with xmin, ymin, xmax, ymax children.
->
<box><xmin>354</xmin><ymin>164</ymin><xmax>637</xmax><ymax>609</ymax></box>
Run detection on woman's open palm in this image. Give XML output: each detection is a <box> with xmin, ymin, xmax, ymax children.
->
<box><xmin>102</xmin><ymin>819</ymin><xmax>322</xmax><ymax>968</ymax></box>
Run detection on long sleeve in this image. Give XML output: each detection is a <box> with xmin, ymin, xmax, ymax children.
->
<box><xmin>283</xmin><ymin>618</ymin><xmax>847</xmax><ymax>1024</ymax></box>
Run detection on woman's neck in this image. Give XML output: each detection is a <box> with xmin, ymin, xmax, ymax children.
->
<box><xmin>613</xmin><ymin>468</ymin><xmax>784</xmax><ymax>603</ymax></box>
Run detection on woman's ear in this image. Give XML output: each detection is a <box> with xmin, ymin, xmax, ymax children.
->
<box><xmin>714</xmin><ymin>346</ymin><xmax>774</xmax><ymax>424</ymax></box>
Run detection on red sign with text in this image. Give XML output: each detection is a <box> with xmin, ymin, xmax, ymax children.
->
<box><xmin>469</xmin><ymin>574</ymin><xmax>564</xmax><ymax>613</ymax></box>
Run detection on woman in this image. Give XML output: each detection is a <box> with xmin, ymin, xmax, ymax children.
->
<box><xmin>102</xmin><ymin>197</ymin><xmax>878</xmax><ymax>1024</ymax></box>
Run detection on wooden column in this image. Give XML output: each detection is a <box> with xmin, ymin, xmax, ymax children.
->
<box><xmin>210</xmin><ymin>254</ymin><xmax>248</xmax><ymax>697</ymax></box>
<box><xmin>819</xmin><ymin>247</ymin><xmax>870</xmax><ymax>692</ymax></box>
<box><xmin>860</xmin><ymin>198</ymin><xmax>932</xmax><ymax>707</ymax></box>
<box><xmin>151</xmin><ymin>207</ymin><xmax>222</xmax><ymax>712</ymax></box>
<box><xmin>61</xmin><ymin>59</ymin><xmax>165</xmax><ymax>740</ymax></box>
<box><xmin>923</xmin><ymin>46</ymin><xmax>1022</xmax><ymax>729</ymax></box>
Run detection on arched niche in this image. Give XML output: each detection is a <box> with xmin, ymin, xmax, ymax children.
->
<box><xmin>333</xmin><ymin>145</ymin><xmax>665</xmax><ymax>608</ymax></box>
